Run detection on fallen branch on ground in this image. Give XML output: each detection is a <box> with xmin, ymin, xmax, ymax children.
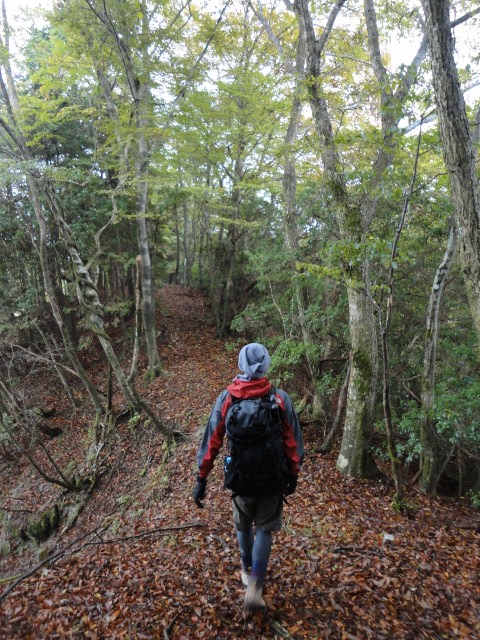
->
<box><xmin>77</xmin><ymin>522</ymin><xmax>205</xmax><ymax>548</ymax></box>
<box><xmin>0</xmin><ymin>523</ymin><xmax>109</xmax><ymax>604</ymax></box>
<box><xmin>163</xmin><ymin>613</ymin><xmax>179</xmax><ymax>640</ymax></box>
<box><xmin>456</xmin><ymin>521</ymin><xmax>480</xmax><ymax>532</ymax></box>
<box><xmin>331</xmin><ymin>545</ymin><xmax>385</xmax><ymax>557</ymax></box>
<box><xmin>0</xmin><ymin>522</ymin><xmax>204</xmax><ymax>604</ymax></box>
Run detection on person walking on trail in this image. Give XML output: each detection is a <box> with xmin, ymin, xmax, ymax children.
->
<box><xmin>192</xmin><ymin>343</ymin><xmax>304</xmax><ymax>613</ymax></box>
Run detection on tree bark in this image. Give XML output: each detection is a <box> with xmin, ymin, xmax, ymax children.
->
<box><xmin>127</xmin><ymin>256</ymin><xmax>143</xmax><ymax>383</ymax></box>
<box><xmin>295</xmin><ymin>0</ymin><xmax>379</xmax><ymax>477</ymax></box>
<box><xmin>135</xmin><ymin>122</ymin><xmax>162</xmax><ymax>379</ymax></box>
<box><xmin>422</xmin><ymin>0</ymin><xmax>480</xmax><ymax>339</ymax></box>
<box><xmin>420</xmin><ymin>224</ymin><xmax>457</xmax><ymax>494</ymax></box>
<box><xmin>44</xmin><ymin>203</ymin><xmax>172</xmax><ymax>436</ymax></box>
<box><xmin>317</xmin><ymin>354</ymin><xmax>351</xmax><ymax>454</ymax></box>
<box><xmin>282</xmin><ymin>10</ymin><xmax>319</xmax><ymax>395</ymax></box>
<box><xmin>337</xmin><ymin>283</ymin><xmax>379</xmax><ymax>477</ymax></box>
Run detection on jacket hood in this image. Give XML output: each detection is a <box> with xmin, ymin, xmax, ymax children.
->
<box><xmin>227</xmin><ymin>377</ymin><xmax>272</xmax><ymax>399</ymax></box>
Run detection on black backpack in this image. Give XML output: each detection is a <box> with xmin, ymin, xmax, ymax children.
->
<box><xmin>223</xmin><ymin>388</ymin><xmax>290</xmax><ymax>497</ymax></box>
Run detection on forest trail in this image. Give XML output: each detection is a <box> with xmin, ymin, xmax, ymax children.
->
<box><xmin>1</xmin><ymin>285</ymin><xmax>479</xmax><ymax>639</ymax></box>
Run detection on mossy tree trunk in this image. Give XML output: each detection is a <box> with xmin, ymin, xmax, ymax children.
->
<box><xmin>422</xmin><ymin>0</ymin><xmax>480</xmax><ymax>340</ymax></box>
<box><xmin>337</xmin><ymin>284</ymin><xmax>379</xmax><ymax>477</ymax></box>
<box><xmin>281</xmin><ymin>16</ymin><xmax>321</xmax><ymax>409</ymax></box>
<box><xmin>420</xmin><ymin>224</ymin><xmax>457</xmax><ymax>494</ymax></box>
<box><xmin>296</xmin><ymin>0</ymin><xmax>379</xmax><ymax>477</ymax></box>
<box><xmin>294</xmin><ymin>0</ymin><xmax>429</xmax><ymax>479</ymax></box>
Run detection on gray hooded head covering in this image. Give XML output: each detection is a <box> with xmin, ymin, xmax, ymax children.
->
<box><xmin>237</xmin><ymin>343</ymin><xmax>271</xmax><ymax>380</ymax></box>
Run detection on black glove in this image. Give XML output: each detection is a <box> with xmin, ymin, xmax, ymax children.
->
<box><xmin>192</xmin><ymin>476</ymin><xmax>207</xmax><ymax>508</ymax></box>
<box><xmin>284</xmin><ymin>475</ymin><xmax>297</xmax><ymax>496</ymax></box>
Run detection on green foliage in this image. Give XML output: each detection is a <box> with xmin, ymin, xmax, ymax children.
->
<box><xmin>432</xmin><ymin>376</ymin><xmax>480</xmax><ymax>445</ymax></box>
<box><xmin>396</xmin><ymin>404</ymin><xmax>424</xmax><ymax>462</ymax></box>
<box><xmin>269</xmin><ymin>339</ymin><xmax>310</xmax><ymax>382</ymax></box>
<box><xmin>396</xmin><ymin>370</ymin><xmax>480</xmax><ymax>468</ymax></box>
<box><xmin>391</xmin><ymin>496</ymin><xmax>417</xmax><ymax>515</ymax></box>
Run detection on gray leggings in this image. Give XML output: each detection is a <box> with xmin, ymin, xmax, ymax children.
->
<box><xmin>237</xmin><ymin>527</ymin><xmax>272</xmax><ymax>584</ymax></box>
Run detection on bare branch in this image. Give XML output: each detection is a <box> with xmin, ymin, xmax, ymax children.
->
<box><xmin>250</xmin><ymin>1</ymin><xmax>297</xmax><ymax>75</ymax></box>
<box><xmin>9</xmin><ymin>344</ymin><xmax>81</xmax><ymax>379</ymax></box>
<box><xmin>450</xmin><ymin>6</ymin><xmax>480</xmax><ymax>29</ymax></box>
<box><xmin>170</xmin><ymin>1</ymin><xmax>232</xmax><ymax>108</ymax></box>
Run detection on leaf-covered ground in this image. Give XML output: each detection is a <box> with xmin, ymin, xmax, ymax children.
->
<box><xmin>1</xmin><ymin>285</ymin><xmax>479</xmax><ymax>639</ymax></box>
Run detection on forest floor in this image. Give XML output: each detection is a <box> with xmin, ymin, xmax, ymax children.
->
<box><xmin>0</xmin><ymin>284</ymin><xmax>479</xmax><ymax>640</ymax></box>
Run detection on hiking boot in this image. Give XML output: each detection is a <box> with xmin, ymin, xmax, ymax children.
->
<box><xmin>241</xmin><ymin>569</ymin><xmax>250</xmax><ymax>587</ymax></box>
<box><xmin>243</xmin><ymin>578</ymin><xmax>265</xmax><ymax>612</ymax></box>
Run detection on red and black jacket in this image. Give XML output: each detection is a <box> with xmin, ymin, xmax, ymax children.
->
<box><xmin>196</xmin><ymin>377</ymin><xmax>304</xmax><ymax>481</ymax></box>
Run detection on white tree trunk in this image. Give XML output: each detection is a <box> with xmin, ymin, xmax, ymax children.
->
<box><xmin>420</xmin><ymin>224</ymin><xmax>457</xmax><ymax>494</ymax></box>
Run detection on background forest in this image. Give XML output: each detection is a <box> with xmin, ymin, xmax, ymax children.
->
<box><xmin>1</xmin><ymin>0</ymin><xmax>480</xmax><ymax>535</ymax></box>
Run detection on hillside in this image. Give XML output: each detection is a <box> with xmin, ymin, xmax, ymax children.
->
<box><xmin>0</xmin><ymin>285</ymin><xmax>479</xmax><ymax>639</ymax></box>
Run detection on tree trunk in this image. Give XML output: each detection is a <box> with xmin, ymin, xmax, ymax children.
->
<box><xmin>27</xmin><ymin>175</ymin><xmax>105</xmax><ymax>421</ymax></box>
<box><xmin>337</xmin><ymin>283</ymin><xmax>379</xmax><ymax>478</ymax></box>
<box><xmin>135</xmin><ymin>98</ymin><xmax>162</xmax><ymax>378</ymax></box>
<box><xmin>282</xmin><ymin>12</ymin><xmax>319</xmax><ymax>397</ymax></box>
<box><xmin>182</xmin><ymin>198</ymin><xmax>195</xmax><ymax>287</ymax></box>
<box><xmin>422</xmin><ymin>0</ymin><xmax>480</xmax><ymax>339</ymax></box>
<box><xmin>296</xmin><ymin>0</ymin><xmax>379</xmax><ymax>477</ymax></box>
<box><xmin>318</xmin><ymin>354</ymin><xmax>351</xmax><ymax>454</ymax></box>
<box><xmin>128</xmin><ymin>256</ymin><xmax>143</xmax><ymax>383</ymax></box>
<box><xmin>420</xmin><ymin>224</ymin><xmax>457</xmax><ymax>494</ymax></box>
<box><xmin>51</xmin><ymin>219</ymin><xmax>173</xmax><ymax>437</ymax></box>
<box><xmin>219</xmin><ymin>226</ymin><xmax>237</xmax><ymax>338</ymax></box>
<box><xmin>94</xmin><ymin>13</ymin><xmax>162</xmax><ymax>380</ymax></box>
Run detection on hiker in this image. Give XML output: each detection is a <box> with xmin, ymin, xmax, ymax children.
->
<box><xmin>192</xmin><ymin>342</ymin><xmax>304</xmax><ymax>612</ymax></box>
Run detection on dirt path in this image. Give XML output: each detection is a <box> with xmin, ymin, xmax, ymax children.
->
<box><xmin>155</xmin><ymin>284</ymin><xmax>238</xmax><ymax>423</ymax></box>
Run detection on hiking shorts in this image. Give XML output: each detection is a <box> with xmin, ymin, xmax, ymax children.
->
<box><xmin>232</xmin><ymin>495</ymin><xmax>283</xmax><ymax>532</ymax></box>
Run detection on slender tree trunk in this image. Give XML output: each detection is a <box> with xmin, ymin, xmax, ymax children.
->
<box><xmin>281</xmin><ymin>12</ymin><xmax>319</xmax><ymax>401</ymax></box>
<box><xmin>219</xmin><ymin>227</ymin><xmax>237</xmax><ymax>338</ymax></box>
<box><xmin>183</xmin><ymin>199</ymin><xmax>195</xmax><ymax>288</ymax></box>
<box><xmin>49</xmin><ymin>213</ymin><xmax>173</xmax><ymax>436</ymax></box>
<box><xmin>172</xmin><ymin>211</ymin><xmax>181</xmax><ymax>284</ymax></box>
<box><xmin>420</xmin><ymin>224</ymin><xmax>457</xmax><ymax>494</ymax></box>
<box><xmin>318</xmin><ymin>354</ymin><xmax>351</xmax><ymax>454</ymax></box>
<box><xmin>219</xmin><ymin>172</ymin><xmax>243</xmax><ymax>336</ymax></box>
<box><xmin>29</xmin><ymin>194</ymin><xmax>104</xmax><ymax>420</ymax></box>
<box><xmin>37</xmin><ymin>326</ymin><xmax>78</xmax><ymax>408</ymax></box>
<box><xmin>135</xmin><ymin>98</ymin><xmax>162</xmax><ymax>378</ymax></box>
<box><xmin>27</xmin><ymin>179</ymin><xmax>105</xmax><ymax>422</ymax></box>
<box><xmin>0</xmin><ymin>386</ymin><xmax>77</xmax><ymax>491</ymax></box>
<box><xmin>422</xmin><ymin>0</ymin><xmax>480</xmax><ymax>339</ymax></box>
<box><xmin>94</xmin><ymin>15</ymin><xmax>162</xmax><ymax>380</ymax></box>
<box><xmin>128</xmin><ymin>256</ymin><xmax>143</xmax><ymax>383</ymax></box>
